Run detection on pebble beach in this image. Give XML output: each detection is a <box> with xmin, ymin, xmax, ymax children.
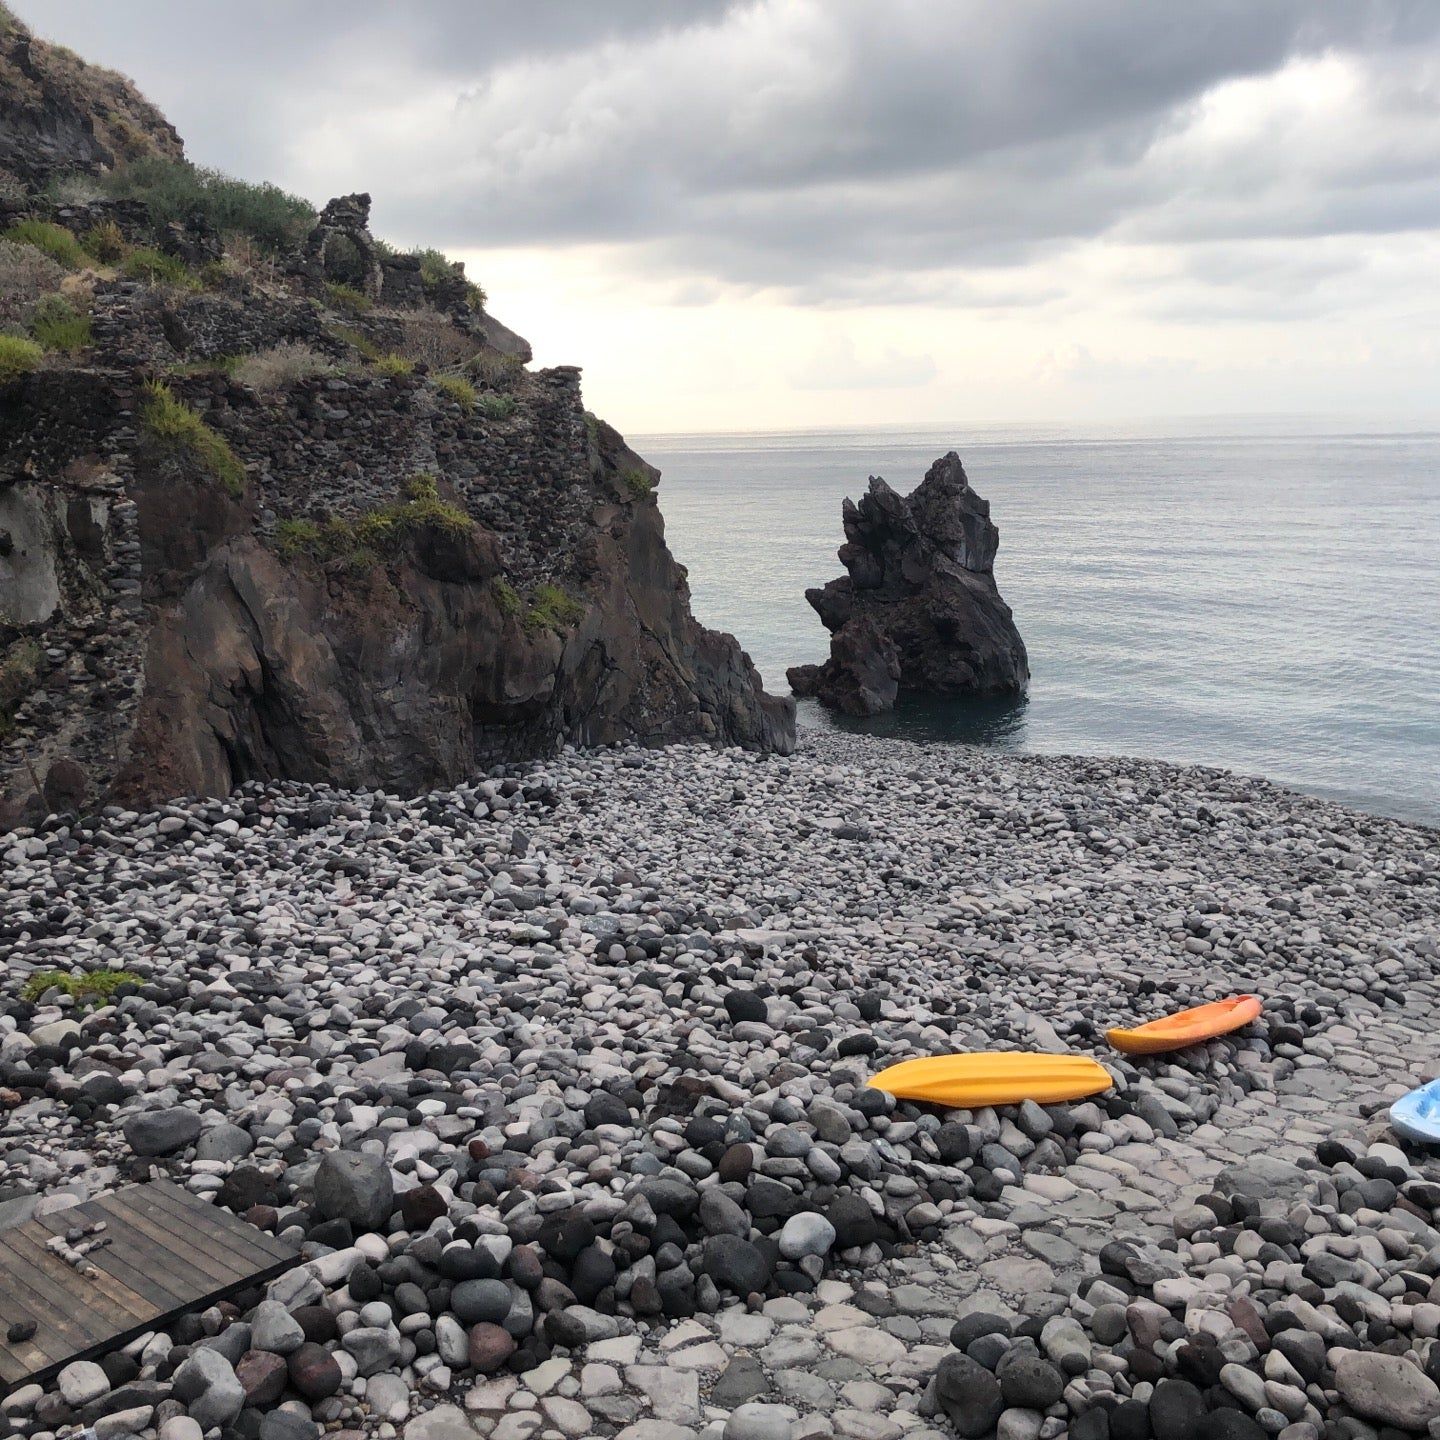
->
<box><xmin>3</xmin><ymin>732</ymin><xmax>1440</xmax><ymax>1440</ymax></box>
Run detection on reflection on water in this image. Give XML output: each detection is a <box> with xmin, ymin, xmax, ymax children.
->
<box><xmin>801</xmin><ymin>692</ymin><xmax>1031</xmax><ymax>747</ymax></box>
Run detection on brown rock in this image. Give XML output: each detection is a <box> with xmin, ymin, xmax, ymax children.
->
<box><xmin>286</xmin><ymin>1342</ymin><xmax>342</xmax><ymax>1401</ymax></box>
<box><xmin>401</xmin><ymin>1184</ymin><xmax>447</xmax><ymax>1230</ymax></box>
<box><xmin>467</xmin><ymin>1323</ymin><xmax>516</xmax><ymax>1373</ymax></box>
<box><xmin>236</xmin><ymin>1350</ymin><xmax>288</xmax><ymax>1406</ymax></box>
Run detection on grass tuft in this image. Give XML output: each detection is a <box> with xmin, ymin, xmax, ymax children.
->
<box><xmin>3</xmin><ymin>218</ymin><xmax>85</xmax><ymax>268</ymax></box>
<box><xmin>492</xmin><ymin>578</ymin><xmax>523</xmax><ymax>618</ymax></box>
<box><xmin>331</xmin><ymin>325</ymin><xmax>381</xmax><ymax>361</ymax></box>
<box><xmin>30</xmin><ymin>293</ymin><xmax>91</xmax><ymax>352</ymax></box>
<box><xmin>81</xmin><ymin>218</ymin><xmax>127</xmax><ymax>263</ymax></box>
<box><xmin>621</xmin><ymin>467</ymin><xmax>654</xmax><ymax>500</ymax></box>
<box><xmin>434</xmin><ymin>374</ymin><xmax>476</xmax><ymax>412</ymax></box>
<box><xmin>525</xmin><ymin>582</ymin><xmax>585</xmax><ymax>635</ymax></box>
<box><xmin>324</xmin><ymin>280</ymin><xmax>371</xmax><ymax>313</ymax></box>
<box><xmin>372</xmin><ymin>352</ymin><xmax>415</xmax><ymax>378</ymax></box>
<box><xmin>21</xmin><ymin>969</ymin><xmax>130</xmax><ymax>1004</ymax></box>
<box><xmin>121</xmin><ymin>247</ymin><xmax>199</xmax><ymax>289</ymax></box>
<box><xmin>273</xmin><ymin>475</ymin><xmax>474</xmax><ymax>568</ymax></box>
<box><xmin>140</xmin><ymin>381</ymin><xmax>245</xmax><ymax>496</ymax></box>
<box><xmin>0</xmin><ymin>333</ymin><xmax>44</xmax><ymax>383</ymax></box>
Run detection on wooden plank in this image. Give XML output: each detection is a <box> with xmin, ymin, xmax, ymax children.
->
<box><xmin>30</xmin><ymin>1206</ymin><xmax>200</xmax><ymax>1312</ymax></box>
<box><xmin>0</xmin><ymin>1181</ymin><xmax>299</xmax><ymax>1398</ymax></box>
<box><xmin>0</xmin><ymin>1221</ymin><xmax>146</xmax><ymax>1342</ymax></box>
<box><xmin>0</xmin><ymin>1279</ymin><xmax>63</xmax><ymax>1382</ymax></box>
<box><xmin>0</xmin><ymin>1230</ymin><xmax>115</xmax><ymax>1348</ymax></box>
<box><xmin>140</xmin><ymin>1185</ymin><xmax>292</xmax><ymax>1269</ymax></box>
<box><xmin>104</xmin><ymin>1199</ymin><xmax>255</xmax><ymax>1294</ymax></box>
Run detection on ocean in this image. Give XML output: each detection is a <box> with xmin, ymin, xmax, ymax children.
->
<box><xmin>638</xmin><ymin>418</ymin><xmax>1440</xmax><ymax>828</ymax></box>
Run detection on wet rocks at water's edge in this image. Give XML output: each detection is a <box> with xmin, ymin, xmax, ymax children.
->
<box><xmin>2</xmin><ymin>733</ymin><xmax>1439</xmax><ymax>1440</ymax></box>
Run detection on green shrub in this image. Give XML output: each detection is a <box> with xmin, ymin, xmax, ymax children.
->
<box><xmin>475</xmin><ymin>393</ymin><xmax>516</xmax><ymax>421</ymax></box>
<box><xmin>324</xmin><ymin>280</ymin><xmax>371</xmax><ymax>313</ymax></box>
<box><xmin>621</xmin><ymin>467</ymin><xmax>654</xmax><ymax>500</ymax></box>
<box><xmin>412</xmin><ymin>247</ymin><xmax>486</xmax><ymax>310</ymax></box>
<box><xmin>493</xmin><ymin>578</ymin><xmax>523</xmax><ymax>618</ymax></box>
<box><xmin>0</xmin><ymin>333</ymin><xmax>43</xmax><ymax>383</ymax></box>
<box><xmin>101</xmin><ymin>157</ymin><xmax>315</xmax><ymax>254</ymax></box>
<box><xmin>526</xmin><ymin>582</ymin><xmax>585</xmax><ymax>635</ymax></box>
<box><xmin>21</xmin><ymin>968</ymin><xmax>129</xmax><ymax>1004</ymax></box>
<box><xmin>274</xmin><ymin>476</ymin><xmax>473</xmax><ymax>568</ymax></box>
<box><xmin>121</xmin><ymin>247</ymin><xmax>198</xmax><ymax>288</ymax></box>
<box><xmin>82</xmin><ymin>218</ymin><xmax>127</xmax><ymax>263</ymax></box>
<box><xmin>373</xmin><ymin>352</ymin><xmax>414</xmax><ymax>377</ymax></box>
<box><xmin>434</xmin><ymin>374</ymin><xmax>475</xmax><ymax>412</ymax></box>
<box><xmin>331</xmin><ymin>325</ymin><xmax>381</xmax><ymax>361</ymax></box>
<box><xmin>140</xmin><ymin>381</ymin><xmax>245</xmax><ymax>496</ymax></box>
<box><xmin>30</xmin><ymin>294</ymin><xmax>91</xmax><ymax>352</ymax></box>
<box><xmin>275</xmin><ymin>518</ymin><xmax>324</xmax><ymax>557</ymax></box>
<box><xmin>3</xmin><ymin>218</ymin><xmax>85</xmax><ymax>268</ymax></box>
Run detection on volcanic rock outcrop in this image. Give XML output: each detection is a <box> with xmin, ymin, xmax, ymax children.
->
<box><xmin>0</xmin><ymin>9</ymin><xmax>793</xmax><ymax>827</ymax></box>
<box><xmin>788</xmin><ymin>452</ymin><xmax>1028</xmax><ymax>714</ymax></box>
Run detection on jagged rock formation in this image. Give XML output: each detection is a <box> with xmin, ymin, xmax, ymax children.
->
<box><xmin>0</xmin><ymin>25</ymin><xmax>792</xmax><ymax>827</ymax></box>
<box><xmin>0</xmin><ymin>4</ymin><xmax>182</xmax><ymax>192</ymax></box>
<box><xmin>788</xmin><ymin>452</ymin><xmax>1027</xmax><ymax>715</ymax></box>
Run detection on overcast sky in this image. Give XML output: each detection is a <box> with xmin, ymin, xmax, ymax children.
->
<box><xmin>20</xmin><ymin>1</ymin><xmax>1440</xmax><ymax>432</ymax></box>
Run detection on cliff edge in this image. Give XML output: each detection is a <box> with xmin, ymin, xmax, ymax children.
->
<box><xmin>0</xmin><ymin>11</ymin><xmax>793</xmax><ymax>826</ymax></box>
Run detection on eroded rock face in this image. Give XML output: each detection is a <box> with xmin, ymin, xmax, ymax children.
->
<box><xmin>0</xmin><ymin>166</ymin><xmax>792</xmax><ymax>825</ymax></box>
<box><xmin>788</xmin><ymin>452</ymin><xmax>1027</xmax><ymax>714</ymax></box>
<box><xmin>0</xmin><ymin>368</ymin><xmax>793</xmax><ymax>826</ymax></box>
<box><xmin>0</xmin><ymin>9</ymin><xmax>182</xmax><ymax>190</ymax></box>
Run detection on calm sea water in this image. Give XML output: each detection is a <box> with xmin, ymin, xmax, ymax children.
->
<box><xmin>638</xmin><ymin>418</ymin><xmax>1440</xmax><ymax>827</ymax></box>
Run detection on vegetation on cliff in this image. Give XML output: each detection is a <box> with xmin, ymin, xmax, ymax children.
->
<box><xmin>0</xmin><ymin>3</ymin><xmax>793</xmax><ymax>827</ymax></box>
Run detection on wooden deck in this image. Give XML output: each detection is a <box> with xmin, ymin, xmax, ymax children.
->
<box><xmin>0</xmin><ymin>1179</ymin><xmax>298</xmax><ymax>1395</ymax></box>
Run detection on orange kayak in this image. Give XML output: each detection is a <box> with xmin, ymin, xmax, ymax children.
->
<box><xmin>867</xmin><ymin>1052</ymin><xmax>1114</xmax><ymax>1108</ymax></box>
<box><xmin>1107</xmin><ymin>994</ymin><xmax>1262</xmax><ymax>1055</ymax></box>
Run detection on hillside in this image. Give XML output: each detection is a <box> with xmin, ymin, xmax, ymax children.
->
<box><xmin>0</xmin><ymin>10</ymin><xmax>793</xmax><ymax>827</ymax></box>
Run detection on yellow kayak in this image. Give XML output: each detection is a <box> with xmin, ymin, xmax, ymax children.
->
<box><xmin>1107</xmin><ymin>994</ymin><xmax>1261</xmax><ymax>1055</ymax></box>
<box><xmin>867</xmin><ymin>1052</ymin><xmax>1114</xmax><ymax>1108</ymax></box>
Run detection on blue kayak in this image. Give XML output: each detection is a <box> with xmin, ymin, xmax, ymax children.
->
<box><xmin>1390</xmin><ymin>1080</ymin><xmax>1440</xmax><ymax>1145</ymax></box>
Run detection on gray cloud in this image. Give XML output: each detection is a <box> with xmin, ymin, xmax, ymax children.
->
<box><xmin>17</xmin><ymin>0</ymin><xmax>1440</xmax><ymax>310</ymax></box>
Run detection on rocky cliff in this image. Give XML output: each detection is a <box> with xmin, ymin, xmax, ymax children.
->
<box><xmin>0</xmin><ymin>15</ymin><xmax>792</xmax><ymax>826</ymax></box>
<box><xmin>788</xmin><ymin>452</ymin><xmax>1028</xmax><ymax>714</ymax></box>
<box><xmin>0</xmin><ymin>4</ymin><xmax>182</xmax><ymax>188</ymax></box>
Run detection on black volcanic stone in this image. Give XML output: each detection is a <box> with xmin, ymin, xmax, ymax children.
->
<box><xmin>1195</xmin><ymin>1414</ymin><xmax>1265</xmax><ymax>1440</ymax></box>
<box><xmin>450</xmin><ymin>1279</ymin><xmax>512</xmax><ymax>1325</ymax></box>
<box><xmin>1150</xmin><ymin>1379</ymin><xmax>1204</xmax><ymax>1440</ymax></box>
<box><xmin>701</xmin><ymin>1234</ymin><xmax>772</xmax><ymax>1295</ymax></box>
<box><xmin>998</xmin><ymin>1353</ymin><xmax>1064</xmax><ymax>1410</ymax></box>
<box><xmin>723</xmin><ymin>990</ymin><xmax>768</xmax><ymax>1023</ymax></box>
<box><xmin>440</xmin><ymin>1244</ymin><xmax>500</xmax><ymax>1282</ymax></box>
<box><xmin>570</xmin><ymin>1245</ymin><xmax>617</xmax><ymax>1305</ymax></box>
<box><xmin>584</xmin><ymin>1091</ymin><xmax>632</xmax><ymax>1129</ymax></box>
<box><xmin>950</xmin><ymin>1313</ymin><xmax>1011</xmax><ymax>1350</ymax></box>
<box><xmin>935</xmin><ymin>1352</ymin><xmax>1004</xmax><ymax>1437</ymax></box>
<box><xmin>539</xmin><ymin>1212</ymin><xmax>596</xmax><ymax>1264</ymax></box>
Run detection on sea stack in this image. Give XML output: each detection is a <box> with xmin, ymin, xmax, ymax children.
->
<box><xmin>788</xmin><ymin>451</ymin><xmax>1028</xmax><ymax>714</ymax></box>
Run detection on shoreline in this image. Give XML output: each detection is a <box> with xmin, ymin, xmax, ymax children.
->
<box><xmin>3</xmin><ymin>732</ymin><xmax>1439</xmax><ymax>1440</ymax></box>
